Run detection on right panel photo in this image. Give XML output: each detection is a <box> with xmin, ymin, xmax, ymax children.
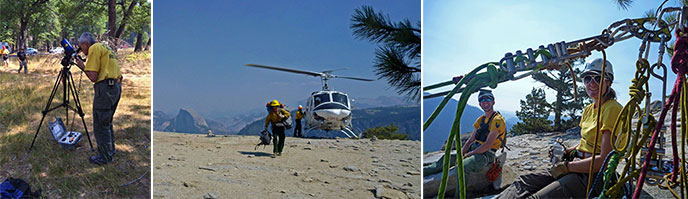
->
<box><xmin>423</xmin><ymin>1</ymin><xmax>687</xmax><ymax>198</ymax></box>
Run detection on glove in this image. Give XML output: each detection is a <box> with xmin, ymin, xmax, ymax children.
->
<box><xmin>549</xmin><ymin>161</ymin><xmax>569</xmax><ymax>179</ymax></box>
<box><xmin>562</xmin><ymin>149</ymin><xmax>577</xmax><ymax>162</ymax></box>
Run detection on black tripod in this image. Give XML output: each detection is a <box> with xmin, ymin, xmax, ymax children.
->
<box><xmin>28</xmin><ymin>57</ymin><xmax>93</xmax><ymax>153</ymax></box>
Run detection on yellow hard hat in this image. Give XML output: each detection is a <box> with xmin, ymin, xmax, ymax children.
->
<box><xmin>270</xmin><ymin>100</ymin><xmax>280</xmax><ymax>107</ymax></box>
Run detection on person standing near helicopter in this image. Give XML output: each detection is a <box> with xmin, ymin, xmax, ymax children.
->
<box><xmin>294</xmin><ymin>105</ymin><xmax>304</xmax><ymax>137</ymax></box>
<box><xmin>264</xmin><ymin>100</ymin><xmax>291</xmax><ymax>157</ymax></box>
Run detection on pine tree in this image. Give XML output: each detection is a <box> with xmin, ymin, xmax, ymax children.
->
<box><xmin>511</xmin><ymin>88</ymin><xmax>552</xmax><ymax>135</ymax></box>
<box><xmin>531</xmin><ymin>67</ymin><xmax>588</xmax><ymax>130</ymax></box>
<box><xmin>350</xmin><ymin>6</ymin><xmax>421</xmax><ymax>101</ymax></box>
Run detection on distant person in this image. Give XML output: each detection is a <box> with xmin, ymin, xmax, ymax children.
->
<box><xmin>495</xmin><ymin>58</ymin><xmax>622</xmax><ymax>198</ymax></box>
<box><xmin>424</xmin><ymin>90</ymin><xmax>507</xmax><ymax>193</ymax></box>
<box><xmin>294</xmin><ymin>105</ymin><xmax>304</xmax><ymax>137</ymax></box>
<box><xmin>264</xmin><ymin>100</ymin><xmax>290</xmax><ymax>157</ymax></box>
<box><xmin>16</xmin><ymin>48</ymin><xmax>27</xmax><ymax>74</ymax></box>
<box><xmin>1</xmin><ymin>46</ymin><xmax>9</xmax><ymax>66</ymax></box>
<box><xmin>74</xmin><ymin>32</ymin><xmax>122</xmax><ymax>165</ymax></box>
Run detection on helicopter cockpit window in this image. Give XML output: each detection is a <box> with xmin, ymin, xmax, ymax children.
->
<box><xmin>313</xmin><ymin>94</ymin><xmax>330</xmax><ymax>106</ymax></box>
<box><xmin>331</xmin><ymin>93</ymin><xmax>348</xmax><ymax>106</ymax></box>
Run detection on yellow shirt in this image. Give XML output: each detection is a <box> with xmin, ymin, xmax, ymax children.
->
<box><xmin>1</xmin><ymin>49</ymin><xmax>8</xmax><ymax>55</ymax></box>
<box><xmin>472</xmin><ymin>112</ymin><xmax>506</xmax><ymax>150</ymax></box>
<box><xmin>295</xmin><ymin>110</ymin><xmax>304</xmax><ymax>120</ymax></box>
<box><xmin>265</xmin><ymin>108</ymin><xmax>291</xmax><ymax>128</ymax></box>
<box><xmin>577</xmin><ymin>99</ymin><xmax>623</xmax><ymax>154</ymax></box>
<box><xmin>84</xmin><ymin>43</ymin><xmax>121</xmax><ymax>83</ymax></box>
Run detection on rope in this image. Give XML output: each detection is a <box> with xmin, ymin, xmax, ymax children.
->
<box><xmin>586</xmin><ymin>50</ymin><xmax>608</xmax><ymax>198</ymax></box>
<box><xmin>634</xmin><ymin>29</ymin><xmax>688</xmax><ymax>199</ymax></box>
<box><xmin>589</xmin><ymin>151</ymin><xmax>617</xmax><ymax>199</ymax></box>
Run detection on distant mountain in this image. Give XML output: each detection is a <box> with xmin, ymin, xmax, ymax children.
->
<box><xmin>154</xmin><ymin>108</ymin><xmax>210</xmax><ymax>134</ymax></box>
<box><xmin>237</xmin><ymin>105</ymin><xmax>421</xmax><ymax>140</ymax></box>
<box><xmin>423</xmin><ymin>94</ymin><xmax>483</xmax><ymax>152</ymax></box>
<box><xmin>351</xmin><ymin>96</ymin><xmax>418</xmax><ymax>109</ymax></box>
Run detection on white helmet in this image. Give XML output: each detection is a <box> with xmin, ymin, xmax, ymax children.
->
<box><xmin>581</xmin><ymin>58</ymin><xmax>614</xmax><ymax>81</ymax></box>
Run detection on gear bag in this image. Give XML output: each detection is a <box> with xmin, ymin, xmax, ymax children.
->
<box><xmin>0</xmin><ymin>178</ymin><xmax>40</xmax><ymax>199</ymax></box>
<box><xmin>255</xmin><ymin>130</ymin><xmax>272</xmax><ymax>150</ymax></box>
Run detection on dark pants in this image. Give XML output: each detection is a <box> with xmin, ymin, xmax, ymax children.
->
<box><xmin>93</xmin><ymin>80</ymin><xmax>121</xmax><ymax>162</ymax></box>
<box><xmin>272</xmin><ymin>126</ymin><xmax>285</xmax><ymax>153</ymax></box>
<box><xmin>18</xmin><ymin>60</ymin><xmax>26</xmax><ymax>74</ymax></box>
<box><xmin>294</xmin><ymin>119</ymin><xmax>302</xmax><ymax>137</ymax></box>
<box><xmin>496</xmin><ymin>171</ymin><xmax>602</xmax><ymax>199</ymax></box>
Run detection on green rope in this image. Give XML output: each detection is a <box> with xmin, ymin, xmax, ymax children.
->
<box><xmin>425</xmin><ymin>47</ymin><xmax>553</xmax><ymax>198</ymax></box>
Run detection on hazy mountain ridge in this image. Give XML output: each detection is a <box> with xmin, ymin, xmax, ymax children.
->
<box><xmin>236</xmin><ymin>105</ymin><xmax>421</xmax><ymax>140</ymax></box>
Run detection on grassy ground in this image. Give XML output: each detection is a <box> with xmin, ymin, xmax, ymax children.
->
<box><xmin>0</xmin><ymin>49</ymin><xmax>150</xmax><ymax>198</ymax></box>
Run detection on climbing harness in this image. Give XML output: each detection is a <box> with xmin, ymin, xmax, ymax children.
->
<box><xmin>424</xmin><ymin>4</ymin><xmax>688</xmax><ymax>199</ymax></box>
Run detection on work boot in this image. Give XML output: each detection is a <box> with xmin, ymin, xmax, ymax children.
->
<box><xmin>277</xmin><ymin>153</ymin><xmax>281</xmax><ymax>156</ymax></box>
<box><xmin>89</xmin><ymin>155</ymin><xmax>111</xmax><ymax>165</ymax></box>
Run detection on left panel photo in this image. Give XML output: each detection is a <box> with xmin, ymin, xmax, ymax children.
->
<box><xmin>0</xmin><ymin>1</ymin><xmax>151</xmax><ymax>198</ymax></box>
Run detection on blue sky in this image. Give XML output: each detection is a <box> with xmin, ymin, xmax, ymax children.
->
<box><xmin>424</xmin><ymin>1</ymin><xmax>682</xmax><ymax>117</ymax></box>
<box><xmin>153</xmin><ymin>1</ymin><xmax>420</xmax><ymax>115</ymax></box>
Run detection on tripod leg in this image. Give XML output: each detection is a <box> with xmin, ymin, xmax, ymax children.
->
<box><xmin>28</xmin><ymin>114</ymin><xmax>49</xmax><ymax>153</ymax></box>
<box><xmin>28</xmin><ymin>71</ymin><xmax>65</xmax><ymax>153</ymax></box>
<box><xmin>67</xmin><ymin>72</ymin><xmax>94</xmax><ymax>151</ymax></box>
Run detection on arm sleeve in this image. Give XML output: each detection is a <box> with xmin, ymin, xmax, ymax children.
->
<box><xmin>265</xmin><ymin>114</ymin><xmax>270</xmax><ymax>128</ymax></box>
<box><xmin>601</xmin><ymin>104</ymin><xmax>622</xmax><ymax>132</ymax></box>
<box><xmin>282</xmin><ymin>109</ymin><xmax>291</xmax><ymax>118</ymax></box>
<box><xmin>491</xmin><ymin>117</ymin><xmax>506</xmax><ymax>133</ymax></box>
<box><xmin>84</xmin><ymin>45</ymin><xmax>101</xmax><ymax>72</ymax></box>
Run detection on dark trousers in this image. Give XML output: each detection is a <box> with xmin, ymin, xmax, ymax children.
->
<box><xmin>18</xmin><ymin>60</ymin><xmax>26</xmax><ymax>74</ymax></box>
<box><xmin>93</xmin><ymin>80</ymin><xmax>121</xmax><ymax>162</ymax></box>
<box><xmin>272</xmin><ymin>126</ymin><xmax>285</xmax><ymax>153</ymax></box>
<box><xmin>294</xmin><ymin>119</ymin><xmax>302</xmax><ymax>137</ymax></box>
<box><xmin>496</xmin><ymin>171</ymin><xmax>602</xmax><ymax>199</ymax></box>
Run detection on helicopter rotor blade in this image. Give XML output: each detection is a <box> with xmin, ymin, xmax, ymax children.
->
<box><xmin>321</xmin><ymin>68</ymin><xmax>348</xmax><ymax>74</ymax></box>
<box><xmin>246</xmin><ymin>64</ymin><xmax>323</xmax><ymax>77</ymax></box>
<box><xmin>333</xmin><ymin>75</ymin><xmax>375</xmax><ymax>81</ymax></box>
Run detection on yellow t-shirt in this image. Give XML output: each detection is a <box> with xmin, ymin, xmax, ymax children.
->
<box><xmin>264</xmin><ymin>108</ymin><xmax>291</xmax><ymax>128</ymax></box>
<box><xmin>472</xmin><ymin>112</ymin><xmax>506</xmax><ymax>150</ymax></box>
<box><xmin>295</xmin><ymin>110</ymin><xmax>304</xmax><ymax>120</ymax></box>
<box><xmin>1</xmin><ymin>49</ymin><xmax>8</xmax><ymax>55</ymax></box>
<box><xmin>577</xmin><ymin>99</ymin><xmax>623</xmax><ymax>154</ymax></box>
<box><xmin>84</xmin><ymin>43</ymin><xmax>121</xmax><ymax>83</ymax></box>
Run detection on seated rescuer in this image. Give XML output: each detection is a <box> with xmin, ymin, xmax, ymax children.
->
<box><xmin>424</xmin><ymin>90</ymin><xmax>507</xmax><ymax>185</ymax></box>
<box><xmin>495</xmin><ymin>58</ymin><xmax>623</xmax><ymax>198</ymax></box>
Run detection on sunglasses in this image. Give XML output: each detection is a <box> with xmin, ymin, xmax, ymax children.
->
<box><xmin>479</xmin><ymin>97</ymin><xmax>493</xmax><ymax>103</ymax></box>
<box><xmin>583</xmin><ymin>75</ymin><xmax>605</xmax><ymax>84</ymax></box>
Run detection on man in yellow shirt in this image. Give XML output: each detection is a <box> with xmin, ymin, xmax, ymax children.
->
<box><xmin>1</xmin><ymin>46</ymin><xmax>9</xmax><ymax>66</ymax></box>
<box><xmin>264</xmin><ymin>100</ymin><xmax>291</xmax><ymax>157</ymax></box>
<box><xmin>74</xmin><ymin>32</ymin><xmax>122</xmax><ymax>165</ymax></box>
<box><xmin>424</xmin><ymin>90</ymin><xmax>507</xmax><ymax>196</ymax></box>
<box><xmin>294</xmin><ymin>105</ymin><xmax>304</xmax><ymax>137</ymax></box>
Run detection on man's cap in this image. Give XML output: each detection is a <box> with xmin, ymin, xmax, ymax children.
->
<box><xmin>478</xmin><ymin>90</ymin><xmax>494</xmax><ymax>101</ymax></box>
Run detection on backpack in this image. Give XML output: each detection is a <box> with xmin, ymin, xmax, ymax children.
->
<box><xmin>0</xmin><ymin>178</ymin><xmax>40</xmax><ymax>199</ymax></box>
<box><xmin>255</xmin><ymin>130</ymin><xmax>272</xmax><ymax>150</ymax></box>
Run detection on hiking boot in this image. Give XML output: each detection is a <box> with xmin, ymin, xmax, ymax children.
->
<box><xmin>89</xmin><ymin>155</ymin><xmax>110</xmax><ymax>165</ymax></box>
<box><xmin>271</xmin><ymin>154</ymin><xmax>276</xmax><ymax>158</ymax></box>
<box><xmin>277</xmin><ymin>153</ymin><xmax>282</xmax><ymax>156</ymax></box>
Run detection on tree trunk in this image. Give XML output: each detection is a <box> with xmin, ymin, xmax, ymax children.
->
<box><xmin>554</xmin><ymin>92</ymin><xmax>562</xmax><ymax>130</ymax></box>
<box><xmin>134</xmin><ymin>32</ymin><xmax>143</xmax><ymax>52</ymax></box>
<box><xmin>145</xmin><ymin>35</ymin><xmax>151</xmax><ymax>50</ymax></box>
<box><xmin>115</xmin><ymin>0</ymin><xmax>138</xmax><ymax>39</ymax></box>
<box><xmin>108</xmin><ymin>0</ymin><xmax>117</xmax><ymax>38</ymax></box>
<box><xmin>19</xmin><ymin>17</ymin><xmax>28</xmax><ymax>51</ymax></box>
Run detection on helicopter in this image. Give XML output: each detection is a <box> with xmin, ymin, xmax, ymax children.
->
<box><xmin>246</xmin><ymin>64</ymin><xmax>374</xmax><ymax>138</ymax></box>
